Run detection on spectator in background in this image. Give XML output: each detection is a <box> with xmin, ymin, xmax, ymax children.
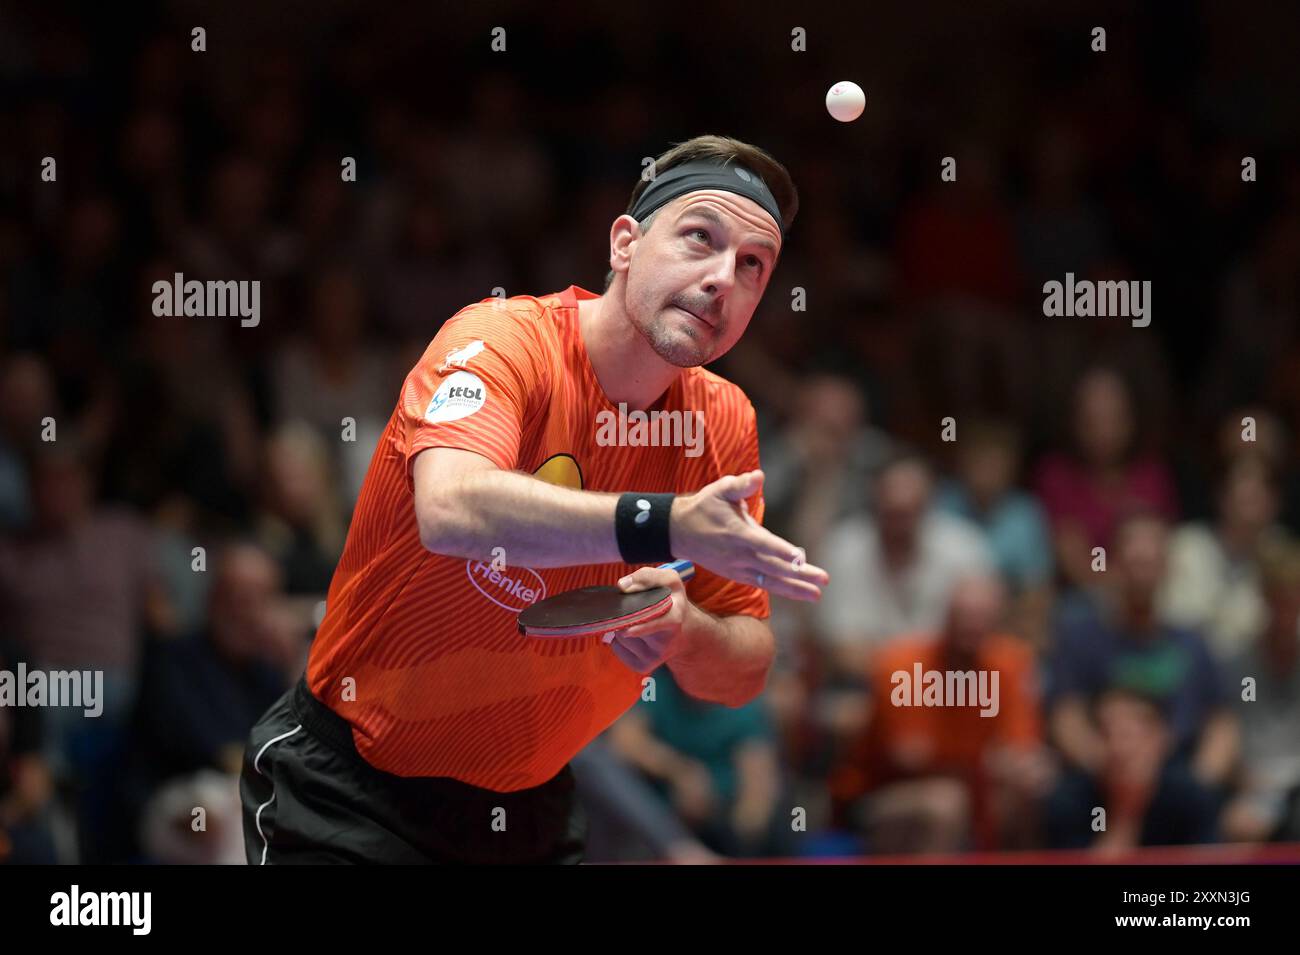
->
<box><xmin>122</xmin><ymin>543</ymin><xmax>300</xmax><ymax>862</ymax></box>
<box><xmin>0</xmin><ymin>352</ymin><xmax>58</xmax><ymax>531</ymax></box>
<box><xmin>1035</xmin><ymin>366</ymin><xmax>1178</xmax><ymax>591</ymax></box>
<box><xmin>254</xmin><ymin>422</ymin><xmax>346</xmax><ymax>598</ymax></box>
<box><xmin>0</xmin><ymin>436</ymin><xmax>170</xmax><ymax>860</ymax></box>
<box><xmin>0</xmin><ymin>436</ymin><xmax>167</xmax><ymax>734</ymax></box>
<box><xmin>1060</xmin><ymin>688</ymin><xmax>1222</xmax><ymax>854</ymax></box>
<box><xmin>1215</xmin><ymin>407</ymin><xmax>1300</xmax><ymax>541</ymax></box>
<box><xmin>1158</xmin><ymin>456</ymin><xmax>1289</xmax><ymax>660</ymax></box>
<box><xmin>271</xmin><ymin>266</ymin><xmax>394</xmax><ymax>503</ymax></box>
<box><xmin>762</xmin><ymin>374</ymin><xmax>893</xmax><ymax>561</ymax></box>
<box><xmin>935</xmin><ymin>419</ymin><xmax>1053</xmax><ymax>643</ymax></box>
<box><xmin>1044</xmin><ymin>512</ymin><xmax>1237</xmax><ymax>848</ymax></box>
<box><xmin>0</xmin><ymin>639</ymin><xmax>58</xmax><ymax>864</ymax></box>
<box><xmin>816</xmin><ymin>451</ymin><xmax>993</xmax><ymax>678</ymax></box>
<box><xmin>761</xmin><ymin>375</ymin><xmax>895</xmax><ymax>749</ymax></box>
<box><xmin>373</xmin><ymin>192</ymin><xmax>511</xmax><ymax>346</ymax></box>
<box><xmin>436</xmin><ymin>74</ymin><xmax>554</xmax><ymax>249</ymax></box>
<box><xmin>895</xmin><ymin>139</ymin><xmax>1021</xmax><ymax>308</ymax></box>
<box><xmin>1222</xmin><ymin>540</ymin><xmax>1300</xmax><ymax>843</ymax></box>
<box><xmin>830</xmin><ymin>575</ymin><xmax>1050</xmax><ymax>854</ymax></box>
<box><xmin>1014</xmin><ymin>120</ymin><xmax>1110</xmax><ymax>297</ymax></box>
<box><xmin>571</xmin><ymin>737</ymin><xmax>720</xmax><ymax>864</ymax></box>
<box><xmin>178</xmin><ymin>153</ymin><xmax>295</xmax><ymax>281</ymax></box>
<box><xmin>606</xmin><ymin>668</ymin><xmax>789</xmax><ymax>859</ymax></box>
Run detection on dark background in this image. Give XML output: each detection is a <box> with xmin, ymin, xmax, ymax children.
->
<box><xmin>1</xmin><ymin>0</ymin><xmax>1299</xmax><ymax>864</ymax></box>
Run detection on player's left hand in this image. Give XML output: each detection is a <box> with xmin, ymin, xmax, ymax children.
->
<box><xmin>605</xmin><ymin>565</ymin><xmax>696</xmax><ymax>674</ymax></box>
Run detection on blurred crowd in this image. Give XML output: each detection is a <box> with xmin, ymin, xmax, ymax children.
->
<box><xmin>2</xmin><ymin>3</ymin><xmax>1300</xmax><ymax>862</ymax></box>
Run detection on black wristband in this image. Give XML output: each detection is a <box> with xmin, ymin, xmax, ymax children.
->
<box><xmin>615</xmin><ymin>492</ymin><xmax>676</xmax><ymax>564</ymax></box>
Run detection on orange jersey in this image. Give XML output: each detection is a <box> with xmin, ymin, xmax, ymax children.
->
<box><xmin>306</xmin><ymin>285</ymin><xmax>770</xmax><ymax>790</ymax></box>
<box><xmin>831</xmin><ymin>634</ymin><xmax>1042</xmax><ymax>808</ymax></box>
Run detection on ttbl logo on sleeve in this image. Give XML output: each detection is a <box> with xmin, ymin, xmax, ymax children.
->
<box><xmin>425</xmin><ymin>371</ymin><xmax>488</xmax><ymax>423</ymax></box>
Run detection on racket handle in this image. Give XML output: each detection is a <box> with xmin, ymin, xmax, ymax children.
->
<box><xmin>659</xmin><ymin>559</ymin><xmax>694</xmax><ymax>581</ymax></box>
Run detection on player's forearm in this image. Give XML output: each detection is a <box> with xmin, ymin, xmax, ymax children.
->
<box><xmin>420</xmin><ymin>469</ymin><xmax>624</xmax><ymax>567</ymax></box>
<box><xmin>668</xmin><ymin>609</ymin><xmax>775</xmax><ymax>707</ymax></box>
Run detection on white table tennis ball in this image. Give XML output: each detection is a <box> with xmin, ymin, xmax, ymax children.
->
<box><xmin>826</xmin><ymin>81</ymin><xmax>865</xmax><ymax>122</ymax></box>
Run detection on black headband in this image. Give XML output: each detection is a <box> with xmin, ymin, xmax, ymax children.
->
<box><xmin>628</xmin><ymin>158</ymin><xmax>786</xmax><ymax>241</ymax></box>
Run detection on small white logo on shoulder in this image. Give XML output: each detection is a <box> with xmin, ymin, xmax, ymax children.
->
<box><xmin>440</xmin><ymin>339</ymin><xmax>486</xmax><ymax>372</ymax></box>
<box><xmin>425</xmin><ymin>371</ymin><xmax>487</xmax><ymax>423</ymax></box>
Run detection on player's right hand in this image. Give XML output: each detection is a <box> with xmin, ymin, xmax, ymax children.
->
<box><xmin>670</xmin><ymin>469</ymin><xmax>829</xmax><ymax>602</ymax></box>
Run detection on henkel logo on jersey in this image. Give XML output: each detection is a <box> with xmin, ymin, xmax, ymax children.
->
<box><xmin>425</xmin><ymin>371</ymin><xmax>487</xmax><ymax>423</ymax></box>
<box><xmin>465</xmin><ymin>560</ymin><xmax>547</xmax><ymax>612</ymax></box>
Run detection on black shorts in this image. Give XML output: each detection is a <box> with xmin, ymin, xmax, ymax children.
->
<box><xmin>239</xmin><ymin>677</ymin><xmax>587</xmax><ymax>864</ymax></box>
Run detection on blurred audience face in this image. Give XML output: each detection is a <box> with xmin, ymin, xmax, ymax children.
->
<box><xmin>1098</xmin><ymin>691</ymin><xmax>1170</xmax><ymax>779</ymax></box>
<box><xmin>31</xmin><ymin>447</ymin><xmax>94</xmax><ymax>532</ymax></box>
<box><xmin>402</xmin><ymin>198</ymin><xmax>449</xmax><ymax>258</ymax></box>
<box><xmin>796</xmin><ymin>375</ymin><xmax>863</xmax><ymax>462</ymax></box>
<box><xmin>1114</xmin><ymin>516</ymin><xmax>1169</xmax><ymax>607</ymax></box>
<box><xmin>1218</xmin><ymin>409</ymin><xmax>1286</xmax><ymax>472</ymax></box>
<box><xmin>296</xmin><ymin>158</ymin><xmax>347</xmax><ymax>235</ymax></box>
<box><xmin>310</xmin><ymin>269</ymin><xmax>365</xmax><ymax>350</ymax></box>
<box><xmin>0</xmin><ymin>354</ymin><xmax>57</xmax><ymax>439</ymax></box>
<box><xmin>210</xmin><ymin>156</ymin><xmax>271</xmax><ymax>238</ymax></box>
<box><xmin>616</xmin><ymin>191</ymin><xmax>782</xmax><ymax>368</ymax></box>
<box><xmin>120</xmin><ymin>109</ymin><xmax>179</xmax><ymax>181</ymax></box>
<box><xmin>1073</xmin><ymin>368</ymin><xmax>1134</xmax><ymax>467</ymax></box>
<box><xmin>943</xmin><ymin>574</ymin><xmax>1007</xmax><ymax>658</ymax></box>
<box><xmin>958</xmin><ymin>424</ymin><xmax>1018</xmax><ymax>508</ymax></box>
<box><xmin>1218</xmin><ymin>458</ymin><xmax>1278</xmax><ymax>534</ymax></box>
<box><xmin>264</xmin><ymin>425</ymin><xmax>332</xmax><ymax>525</ymax></box>
<box><xmin>208</xmin><ymin>545</ymin><xmax>284</xmax><ymax>662</ymax></box>
<box><xmin>1031</xmin><ymin>121</ymin><xmax>1084</xmax><ymax>201</ymax></box>
<box><xmin>63</xmin><ymin>197</ymin><xmax>120</xmax><ymax>273</ymax></box>
<box><xmin>875</xmin><ymin>459</ymin><xmax>932</xmax><ymax>554</ymax></box>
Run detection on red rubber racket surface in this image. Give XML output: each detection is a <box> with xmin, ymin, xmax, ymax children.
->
<box><xmin>517</xmin><ymin>584</ymin><xmax>673</xmax><ymax>638</ymax></box>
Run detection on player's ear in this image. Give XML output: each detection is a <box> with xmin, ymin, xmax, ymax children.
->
<box><xmin>609</xmin><ymin>215</ymin><xmax>640</xmax><ymax>274</ymax></box>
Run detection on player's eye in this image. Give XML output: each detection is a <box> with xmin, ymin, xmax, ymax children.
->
<box><xmin>745</xmin><ymin>255</ymin><xmax>764</xmax><ymax>273</ymax></box>
<box><xmin>690</xmin><ymin>228</ymin><xmax>711</xmax><ymax>244</ymax></box>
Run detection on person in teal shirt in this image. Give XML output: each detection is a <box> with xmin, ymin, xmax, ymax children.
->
<box><xmin>607</xmin><ymin>667</ymin><xmax>791</xmax><ymax>858</ymax></box>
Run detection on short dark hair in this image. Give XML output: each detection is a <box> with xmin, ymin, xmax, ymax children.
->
<box><xmin>872</xmin><ymin>446</ymin><xmax>933</xmax><ymax>484</ymax></box>
<box><xmin>602</xmin><ymin>134</ymin><xmax>799</xmax><ymax>292</ymax></box>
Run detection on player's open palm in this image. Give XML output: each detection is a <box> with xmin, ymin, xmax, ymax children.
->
<box><xmin>672</xmin><ymin>469</ymin><xmax>829</xmax><ymax>601</ymax></box>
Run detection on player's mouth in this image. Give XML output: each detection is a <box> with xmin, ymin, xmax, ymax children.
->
<box><xmin>672</xmin><ymin>303</ymin><xmax>715</xmax><ymax>330</ymax></box>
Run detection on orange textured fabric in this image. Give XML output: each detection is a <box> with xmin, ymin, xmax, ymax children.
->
<box><xmin>306</xmin><ymin>285</ymin><xmax>770</xmax><ymax>790</ymax></box>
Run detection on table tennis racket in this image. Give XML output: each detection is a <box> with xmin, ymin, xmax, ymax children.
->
<box><xmin>517</xmin><ymin>559</ymin><xmax>695</xmax><ymax>640</ymax></box>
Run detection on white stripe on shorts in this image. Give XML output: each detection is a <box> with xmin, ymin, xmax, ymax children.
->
<box><xmin>253</xmin><ymin>724</ymin><xmax>303</xmax><ymax>865</ymax></box>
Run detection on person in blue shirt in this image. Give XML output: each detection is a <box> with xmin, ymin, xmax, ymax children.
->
<box><xmin>1043</xmin><ymin>511</ymin><xmax>1239</xmax><ymax>849</ymax></box>
<box><xmin>935</xmin><ymin>419</ymin><xmax>1053</xmax><ymax>594</ymax></box>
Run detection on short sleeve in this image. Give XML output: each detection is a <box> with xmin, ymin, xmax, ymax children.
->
<box><xmin>687</xmin><ymin>402</ymin><xmax>771</xmax><ymax>621</ymax></box>
<box><xmin>399</xmin><ymin>304</ymin><xmax>547</xmax><ymax>490</ymax></box>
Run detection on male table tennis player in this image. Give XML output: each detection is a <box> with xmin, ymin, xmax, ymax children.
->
<box><xmin>240</xmin><ymin>135</ymin><xmax>829</xmax><ymax>864</ymax></box>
